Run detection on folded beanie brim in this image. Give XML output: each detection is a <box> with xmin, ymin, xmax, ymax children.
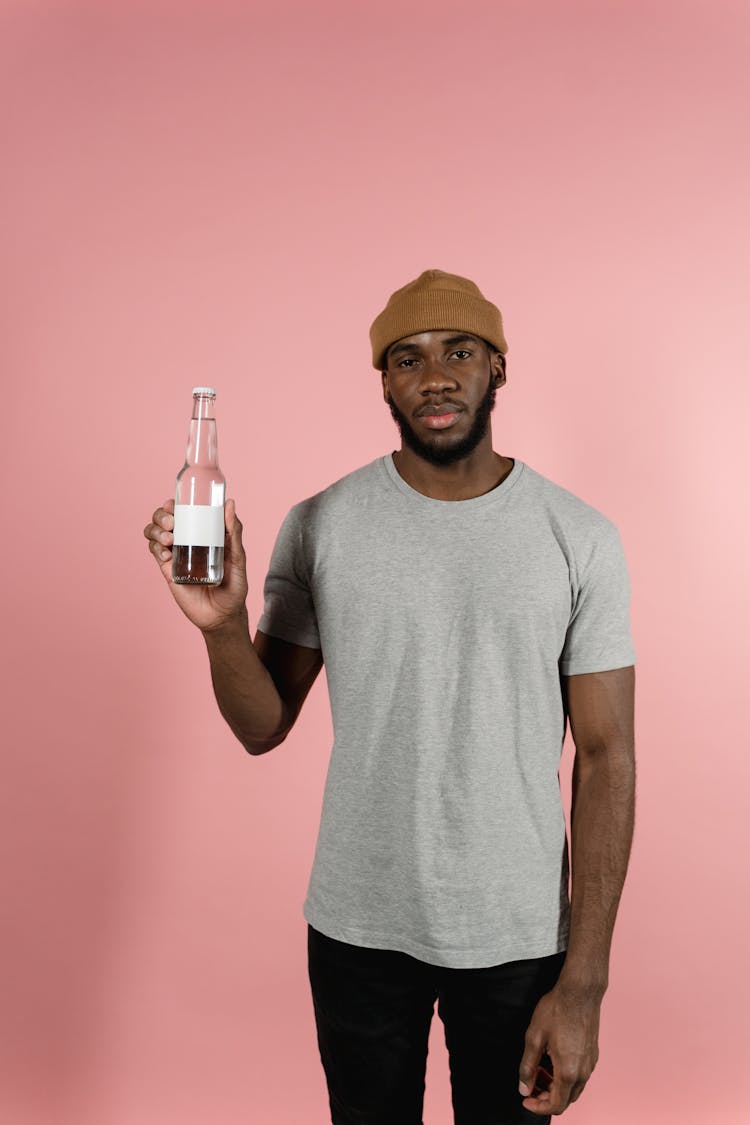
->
<box><xmin>369</xmin><ymin>270</ymin><xmax>508</xmax><ymax>371</ymax></box>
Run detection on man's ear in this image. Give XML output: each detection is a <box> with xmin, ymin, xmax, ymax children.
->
<box><xmin>382</xmin><ymin>371</ymin><xmax>390</xmax><ymax>402</ymax></box>
<box><xmin>493</xmin><ymin>354</ymin><xmax>507</xmax><ymax>388</ymax></box>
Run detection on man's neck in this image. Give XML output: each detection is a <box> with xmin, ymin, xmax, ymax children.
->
<box><xmin>392</xmin><ymin>447</ymin><xmax>514</xmax><ymax>501</ymax></box>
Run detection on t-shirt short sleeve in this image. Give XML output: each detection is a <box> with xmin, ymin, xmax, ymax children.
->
<box><xmin>559</xmin><ymin>520</ymin><xmax>636</xmax><ymax>675</ymax></box>
<box><xmin>256</xmin><ymin>503</ymin><xmax>321</xmax><ymax>650</ymax></box>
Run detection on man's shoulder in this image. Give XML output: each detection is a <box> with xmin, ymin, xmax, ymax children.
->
<box><xmin>288</xmin><ymin>455</ymin><xmax>386</xmax><ymax>521</ymax></box>
<box><xmin>520</xmin><ymin>462</ymin><xmax>620</xmax><ymax>537</ymax></box>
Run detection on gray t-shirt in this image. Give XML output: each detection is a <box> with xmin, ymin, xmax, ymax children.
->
<box><xmin>257</xmin><ymin>454</ymin><xmax>636</xmax><ymax>969</ymax></box>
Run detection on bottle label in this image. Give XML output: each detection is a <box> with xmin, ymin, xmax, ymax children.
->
<box><xmin>173</xmin><ymin>504</ymin><xmax>225</xmax><ymax>547</ymax></box>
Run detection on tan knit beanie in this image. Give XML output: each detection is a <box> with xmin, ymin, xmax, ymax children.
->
<box><xmin>369</xmin><ymin>268</ymin><xmax>508</xmax><ymax>371</ymax></box>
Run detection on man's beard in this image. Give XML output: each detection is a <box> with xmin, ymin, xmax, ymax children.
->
<box><xmin>386</xmin><ymin>371</ymin><xmax>497</xmax><ymax>467</ymax></box>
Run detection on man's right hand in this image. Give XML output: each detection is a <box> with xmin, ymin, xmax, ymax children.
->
<box><xmin>143</xmin><ymin>498</ymin><xmax>249</xmax><ymax>633</ymax></box>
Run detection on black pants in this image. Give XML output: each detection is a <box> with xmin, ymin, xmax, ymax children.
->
<box><xmin>308</xmin><ymin>924</ymin><xmax>567</xmax><ymax>1125</ymax></box>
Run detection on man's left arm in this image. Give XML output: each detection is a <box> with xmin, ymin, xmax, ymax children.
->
<box><xmin>519</xmin><ymin>664</ymin><xmax>636</xmax><ymax>1117</ymax></box>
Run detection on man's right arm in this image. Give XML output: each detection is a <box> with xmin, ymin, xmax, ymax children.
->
<box><xmin>202</xmin><ymin>617</ymin><xmax>323</xmax><ymax>754</ymax></box>
<box><xmin>144</xmin><ymin>497</ymin><xmax>323</xmax><ymax>755</ymax></box>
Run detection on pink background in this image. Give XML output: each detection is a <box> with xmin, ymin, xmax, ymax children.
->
<box><xmin>1</xmin><ymin>1</ymin><xmax>747</xmax><ymax>1122</ymax></box>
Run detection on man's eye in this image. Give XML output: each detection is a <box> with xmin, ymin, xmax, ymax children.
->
<box><xmin>398</xmin><ymin>351</ymin><xmax>470</xmax><ymax>368</ymax></box>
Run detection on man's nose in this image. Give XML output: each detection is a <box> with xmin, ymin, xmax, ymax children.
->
<box><xmin>419</xmin><ymin>358</ymin><xmax>457</xmax><ymax>392</ymax></box>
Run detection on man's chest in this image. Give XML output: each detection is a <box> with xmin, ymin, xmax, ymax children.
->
<box><xmin>310</xmin><ymin>517</ymin><xmax>573</xmax><ymax>649</ymax></box>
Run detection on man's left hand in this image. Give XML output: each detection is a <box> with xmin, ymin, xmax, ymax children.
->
<box><xmin>517</xmin><ymin>982</ymin><xmax>602</xmax><ymax>1116</ymax></box>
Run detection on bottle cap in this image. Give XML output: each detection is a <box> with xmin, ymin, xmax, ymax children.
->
<box><xmin>192</xmin><ymin>386</ymin><xmax>217</xmax><ymax>396</ymax></box>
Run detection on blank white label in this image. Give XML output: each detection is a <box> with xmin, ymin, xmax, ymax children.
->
<box><xmin>173</xmin><ymin>504</ymin><xmax>225</xmax><ymax>547</ymax></box>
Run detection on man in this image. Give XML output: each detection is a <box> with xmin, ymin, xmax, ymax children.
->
<box><xmin>144</xmin><ymin>269</ymin><xmax>636</xmax><ymax>1124</ymax></box>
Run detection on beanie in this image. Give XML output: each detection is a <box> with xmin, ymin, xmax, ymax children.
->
<box><xmin>369</xmin><ymin>268</ymin><xmax>508</xmax><ymax>371</ymax></box>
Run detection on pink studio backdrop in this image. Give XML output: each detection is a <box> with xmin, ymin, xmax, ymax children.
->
<box><xmin>1</xmin><ymin>2</ymin><xmax>747</xmax><ymax>1123</ymax></box>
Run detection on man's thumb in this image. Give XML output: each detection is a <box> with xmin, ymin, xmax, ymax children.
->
<box><xmin>225</xmin><ymin>498</ymin><xmax>240</xmax><ymax>537</ymax></box>
<box><xmin>518</xmin><ymin>1046</ymin><xmax>540</xmax><ymax>1097</ymax></box>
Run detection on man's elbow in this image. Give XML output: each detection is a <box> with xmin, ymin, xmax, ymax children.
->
<box><xmin>573</xmin><ymin>738</ymin><xmax>635</xmax><ymax>782</ymax></box>
<box><xmin>243</xmin><ymin>724</ymin><xmax>292</xmax><ymax>756</ymax></box>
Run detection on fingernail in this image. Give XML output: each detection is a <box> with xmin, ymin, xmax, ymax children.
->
<box><xmin>519</xmin><ymin>1082</ymin><xmax>530</xmax><ymax>1096</ymax></box>
<box><xmin>160</xmin><ymin>550</ymin><xmax>169</xmax><ymax>560</ymax></box>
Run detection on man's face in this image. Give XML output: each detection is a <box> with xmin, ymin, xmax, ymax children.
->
<box><xmin>381</xmin><ymin>330</ymin><xmax>506</xmax><ymax>467</ymax></box>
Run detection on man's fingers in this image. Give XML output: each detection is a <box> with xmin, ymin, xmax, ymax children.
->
<box><xmin>518</xmin><ymin>1039</ymin><xmax>543</xmax><ymax>1098</ymax></box>
<box><xmin>548</xmin><ymin>1071</ymin><xmax>574</xmax><ymax>1114</ymax></box>
<box><xmin>144</xmin><ymin>521</ymin><xmax>173</xmax><ymax>546</ymax></box>
<box><xmin>149</xmin><ymin>536</ymin><xmax>172</xmax><ymax>562</ymax></box>
<box><xmin>153</xmin><ymin>504</ymin><xmax>174</xmax><ymax>530</ymax></box>
<box><xmin>143</xmin><ymin>504</ymin><xmax>174</xmax><ymax>567</ymax></box>
<box><xmin>522</xmin><ymin>1070</ymin><xmax>575</xmax><ymax>1116</ymax></box>
<box><xmin>519</xmin><ymin>1089</ymin><xmax>551</xmax><ymax>1114</ymax></box>
<box><xmin>144</xmin><ymin>502</ymin><xmax>175</xmax><ymax>556</ymax></box>
<box><xmin>568</xmin><ymin>1079</ymin><xmax>587</xmax><ymax>1103</ymax></box>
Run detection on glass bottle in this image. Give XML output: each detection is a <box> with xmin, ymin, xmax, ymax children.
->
<box><xmin>172</xmin><ymin>387</ymin><xmax>226</xmax><ymax>585</ymax></box>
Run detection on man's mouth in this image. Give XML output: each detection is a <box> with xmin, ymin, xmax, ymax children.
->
<box><xmin>417</xmin><ymin>404</ymin><xmax>465</xmax><ymax>430</ymax></box>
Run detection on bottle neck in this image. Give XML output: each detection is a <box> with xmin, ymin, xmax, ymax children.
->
<box><xmin>192</xmin><ymin>394</ymin><xmax>215</xmax><ymax>423</ymax></box>
<box><xmin>186</xmin><ymin>395</ymin><xmax>219</xmax><ymax>467</ymax></box>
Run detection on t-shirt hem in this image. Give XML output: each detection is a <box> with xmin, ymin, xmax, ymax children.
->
<box><xmin>256</xmin><ymin>617</ymin><xmax>322</xmax><ymax>650</ymax></box>
<box><xmin>559</xmin><ymin>652</ymin><xmax>636</xmax><ymax>675</ymax></box>
<box><xmin>303</xmin><ymin>901</ymin><xmax>569</xmax><ymax>970</ymax></box>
